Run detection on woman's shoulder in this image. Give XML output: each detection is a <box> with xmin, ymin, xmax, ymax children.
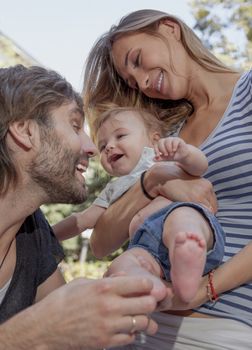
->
<box><xmin>240</xmin><ymin>69</ymin><xmax>252</xmax><ymax>86</ymax></box>
<box><xmin>233</xmin><ymin>69</ymin><xmax>252</xmax><ymax>99</ymax></box>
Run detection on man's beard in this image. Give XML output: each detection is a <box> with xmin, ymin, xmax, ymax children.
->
<box><xmin>29</xmin><ymin>132</ymin><xmax>87</xmax><ymax>205</ymax></box>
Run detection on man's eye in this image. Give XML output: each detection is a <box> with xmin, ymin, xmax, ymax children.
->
<box><xmin>73</xmin><ymin>124</ymin><xmax>81</xmax><ymax>132</ymax></box>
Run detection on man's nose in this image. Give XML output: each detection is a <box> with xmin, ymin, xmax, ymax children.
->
<box><xmin>82</xmin><ymin>132</ymin><xmax>98</xmax><ymax>158</ymax></box>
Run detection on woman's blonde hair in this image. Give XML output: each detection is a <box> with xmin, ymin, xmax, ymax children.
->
<box><xmin>83</xmin><ymin>9</ymin><xmax>236</xmax><ymax>134</ymax></box>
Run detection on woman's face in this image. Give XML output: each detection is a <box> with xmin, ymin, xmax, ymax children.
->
<box><xmin>112</xmin><ymin>23</ymin><xmax>189</xmax><ymax>100</ymax></box>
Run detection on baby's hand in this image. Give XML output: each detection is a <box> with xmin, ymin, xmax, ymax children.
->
<box><xmin>154</xmin><ymin>137</ymin><xmax>189</xmax><ymax>162</ymax></box>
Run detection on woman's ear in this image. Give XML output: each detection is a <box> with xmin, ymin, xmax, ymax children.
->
<box><xmin>159</xmin><ymin>19</ymin><xmax>181</xmax><ymax>41</ymax></box>
<box><xmin>8</xmin><ymin>119</ymin><xmax>38</xmax><ymax>150</ymax></box>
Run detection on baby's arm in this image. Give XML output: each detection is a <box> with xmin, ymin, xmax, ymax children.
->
<box><xmin>154</xmin><ymin>137</ymin><xmax>208</xmax><ymax>176</ymax></box>
<box><xmin>53</xmin><ymin>205</ymin><xmax>106</xmax><ymax>241</ymax></box>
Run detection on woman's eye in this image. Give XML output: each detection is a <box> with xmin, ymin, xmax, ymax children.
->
<box><xmin>133</xmin><ymin>52</ymin><xmax>140</xmax><ymax>68</ymax></box>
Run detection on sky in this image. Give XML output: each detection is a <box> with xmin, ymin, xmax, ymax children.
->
<box><xmin>0</xmin><ymin>0</ymin><xmax>194</xmax><ymax>92</ymax></box>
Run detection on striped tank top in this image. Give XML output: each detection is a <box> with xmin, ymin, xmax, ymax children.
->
<box><xmin>194</xmin><ymin>70</ymin><xmax>252</xmax><ymax>326</ymax></box>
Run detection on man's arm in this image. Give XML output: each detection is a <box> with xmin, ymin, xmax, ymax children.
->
<box><xmin>35</xmin><ymin>267</ymin><xmax>65</xmax><ymax>302</ymax></box>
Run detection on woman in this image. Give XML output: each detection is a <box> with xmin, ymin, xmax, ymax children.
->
<box><xmin>83</xmin><ymin>9</ymin><xmax>252</xmax><ymax>349</ymax></box>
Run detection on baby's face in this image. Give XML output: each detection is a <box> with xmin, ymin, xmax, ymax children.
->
<box><xmin>97</xmin><ymin>111</ymin><xmax>153</xmax><ymax>176</ymax></box>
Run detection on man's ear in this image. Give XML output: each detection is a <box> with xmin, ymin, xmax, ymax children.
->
<box><xmin>8</xmin><ymin>119</ymin><xmax>38</xmax><ymax>150</ymax></box>
<box><xmin>159</xmin><ymin>19</ymin><xmax>181</xmax><ymax>41</ymax></box>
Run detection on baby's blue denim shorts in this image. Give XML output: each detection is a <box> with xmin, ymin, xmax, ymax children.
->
<box><xmin>128</xmin><ymin>202</ymin><xmax>225</xmax><ymax>281</ymax></box>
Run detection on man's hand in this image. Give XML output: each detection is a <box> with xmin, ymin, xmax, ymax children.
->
<box><xmin>38</xmin><ymin>277</ymin><xmax>158</xmax><ymax>349</ymax></box>
<box><xmin>0</xmin><ymin>276</ymin><xmax>158</xmax><ymax>350</ymax></box>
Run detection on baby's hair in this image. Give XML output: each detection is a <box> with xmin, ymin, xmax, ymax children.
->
<box><xmin>92</xmin><ymin>106</ymin><xmax>169</xmax><ymax>145</ymax></box>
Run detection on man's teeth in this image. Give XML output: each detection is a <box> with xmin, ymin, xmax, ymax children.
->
<box><xmin>76</xmin><ymin>164</ymin><xmax>87</xmax><ymax>172</ymax></box>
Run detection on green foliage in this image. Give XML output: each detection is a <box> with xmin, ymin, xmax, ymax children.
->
<box><xmin>189</xmin><ymin>0</ymin><xmax>252</xmax><ymax>68</ymax></box>
<box><xmin>61</xmin><ymin>260</ymin><xmax>110</xmax><ymax>282</ymax></box>
<box><xmin>0</xmin><ymin>32</ymin><xmax>39</xmax><ymax>68</ymax></box>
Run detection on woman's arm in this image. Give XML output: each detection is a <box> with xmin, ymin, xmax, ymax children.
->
<box><xmin>53</xmin><ymin>205</ymin><xmax>105</xmax><ymax>241</ymax></box>
<box><xmin>144</xmin><ymin>163</ymin><xmax>217</xmax><ymax>211</ymax></box>
<box><xmin>91</xmin><ymin>182</ymin><xmax>150</xmax><ymax>258</ymax></box>
<box><xmin>92</xmin><ymin>163</ymin><xmax>217</xmax><ymax>258</ymax></box>
<box><xmin>158</xmin><ymin>241</ymin><xmax>252</xmax><ymax>311</ymax></box>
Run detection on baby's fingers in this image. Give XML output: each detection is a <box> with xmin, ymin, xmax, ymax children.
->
<box><xmin>170</xmin><ymin>138</ymin><xmax>181</xmax><ymax>153</ymax></box>
<box><xmin>153</xmin><ymin>142</ymin><xmax>162</xmax><ymax>161</ymax></box>
<box><xmin>160</xmin><ymin>139</ymin><xmax>174</xmax><ymax>156</ymax></box>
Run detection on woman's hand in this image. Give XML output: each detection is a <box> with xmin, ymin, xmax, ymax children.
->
<box><xmin>156</xmin><ymin>276</ymin><xmax>209</xmax><ymax>312</ymax></box>
<box><xmin>160</xmin><ymin>178</ymin><xmax>217</xmax><ymax>213</ymax></box>
<box><xmin>158</xmin><ymin>240</ymin><xmax>252</xmax><ymax>312</ymax></box>
<box><xmin>144</xmin><ymin>163</ymin><xmax>217</xmax><ymax>213</ymax></box>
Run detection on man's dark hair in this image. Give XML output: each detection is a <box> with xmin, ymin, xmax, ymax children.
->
<box><xmin>0</xmin><ymin>65</ymin><xmax>84</xmax><ymax>194</ymax></box>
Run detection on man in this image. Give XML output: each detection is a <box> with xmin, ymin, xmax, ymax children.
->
<box><xmin>0</xmin><ymin>65</ymin><xmax>160</xmax><ymax>349</ymax></box>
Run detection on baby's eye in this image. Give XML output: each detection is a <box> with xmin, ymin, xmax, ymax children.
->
<box><xmin>117</xmin><ymin>134</ymin><xmax>126</xmax><ymax>139</ymax></box>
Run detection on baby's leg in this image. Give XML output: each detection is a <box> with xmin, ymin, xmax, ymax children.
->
<box><xmin>104</xmin><ymin>247</ymin><xmax>168</xmax><ymax>302</ymax></box>
<box><xmin>129</xmin><ymin>196</ymin><xmax>172</xmax><ymax>238</ymax></box>
<box><xmin>163</xmin><ymin>206</ymin><xmax>214</xmax><ymax>302</ymax></box>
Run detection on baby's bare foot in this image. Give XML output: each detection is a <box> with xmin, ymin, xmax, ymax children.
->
<box><xmin>170</xmin><ymin>231</ymin><xmax>206</xmax><ymax>302</ymax></box>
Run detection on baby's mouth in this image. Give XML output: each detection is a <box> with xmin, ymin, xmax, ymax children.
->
<box><xmin>109</xmin><ymin>154</ymin><xmax>124</xmax><ymax>163</ymax></box>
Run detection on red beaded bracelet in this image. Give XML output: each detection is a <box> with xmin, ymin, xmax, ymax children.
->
<box><xmin>206</xmin><ymin>270</ymin><xmax>219</xmax><ymax>303</ymax></box>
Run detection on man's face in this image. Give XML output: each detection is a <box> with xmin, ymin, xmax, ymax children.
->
<box><xmin>30</xmin><ymin>101</ymin><xmax>97</xmax><ymax>204</ymax></box>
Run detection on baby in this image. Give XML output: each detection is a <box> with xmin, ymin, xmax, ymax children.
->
<box><xmin>54</xmin><ymin>107</ymin><xmax>225</xmax><ymax>302</ymax></box>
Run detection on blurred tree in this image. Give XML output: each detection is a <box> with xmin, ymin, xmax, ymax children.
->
<box><xmin>0</xmin><ymin>31</ymin><xmax>40</xmax><ymax>67</ymax></box>
<box><xmin>189</xmin><ymin>0</ymin><xmax>252</xmax><ymax>68</ymax></box>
